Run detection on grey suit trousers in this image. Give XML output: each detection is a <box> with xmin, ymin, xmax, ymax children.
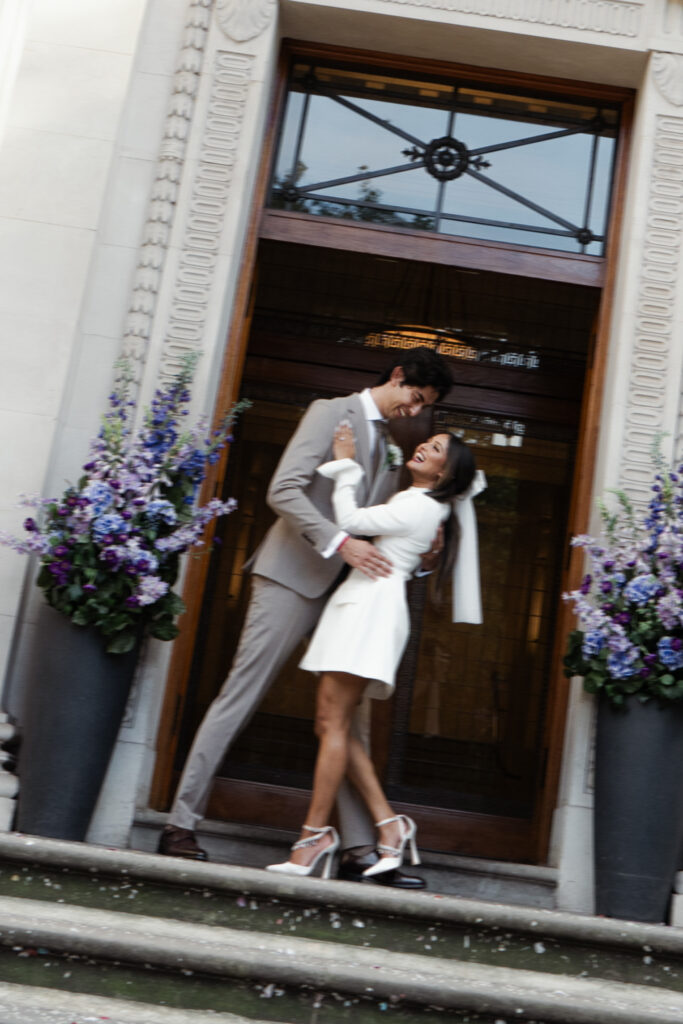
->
<box><xmin>169</xmin><ymin>574</ymin><xmax>375</xmax><ymax>848</ymax></box>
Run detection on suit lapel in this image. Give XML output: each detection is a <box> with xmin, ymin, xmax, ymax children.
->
<box><xmin>345</xmin><ymin>396</ymin><xmax>372</xmax><ymax>497</ymax></box>
<box><xmin>344</xmin><ymin>394</ymin><xmax>394</xmax><ymax>505</ymax></box>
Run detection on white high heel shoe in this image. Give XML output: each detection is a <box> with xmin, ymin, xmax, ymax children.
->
<box><xmin>362</xmin><ymin>815</ymin><xmax>420</xmax><ymax>877</ymax></box>
<box><xmin>266</xmin><ymin>824</ymin><xmax>339</xmax><ymax>879</ymax></box>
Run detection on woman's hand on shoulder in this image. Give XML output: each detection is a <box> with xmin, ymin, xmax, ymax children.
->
<box><xmin>332</xmin><ymin>420</ymin><xmax>356</xmax><ymax>461</ymax></box>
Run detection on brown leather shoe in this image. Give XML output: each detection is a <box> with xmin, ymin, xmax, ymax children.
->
<box><xmin>157</xmin><ymin>825</ymin><xmax>208</xmax><ymax>861</ymax></box>
<box><xmin>338</xmin><ymin>849</ymin><xmax>426</xmax><ymax>889</ymax></box>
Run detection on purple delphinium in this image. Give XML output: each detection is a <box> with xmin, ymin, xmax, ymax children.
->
<box><xmin>564</xmin><ymin>451</ymin><xmax>683</xmax><ymax>703</ymax></box>
<box><xmin>0</xmin><ymin>354</ymin><xmax>249</xmax><ymax>653</ymax></box>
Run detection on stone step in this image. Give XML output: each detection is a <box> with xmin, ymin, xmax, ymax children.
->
<box><xmin>1</xmin><ymin>892</ymin><xmax>683</xmax><ymax>1023</ymax></box>
<box><xmin>131</xmin><ymin>809</ymin><xmax>559</xmax><ymax>909</ymax></box>
<box><xmin>0</xmin><ymin>981</ymin><xmax>256</xmax><ymax>1024</ymax></box>
<box><xmin>1</xmin><ymin>833</ymin><xmax>683</xmax><ymax>1023</ymax></box>
<box><xmin>0</xmin><ymin>843</ymin><xmax>680</xmax><ymax>992</ymax></box>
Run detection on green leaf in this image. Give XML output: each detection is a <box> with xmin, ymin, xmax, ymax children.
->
<box><xmin>660</xmin><ymin>674</ymin><xmax>675</xmax><ymax>687</ymax></box>
<box><xmin>584</xmin><ymin>671</ymin><xmax>605</xmax><ymax>694</ymax></box>
<box><xmin>165</xmin><ymin>592</ymin><xmax>186</xmax><ymax>616</ymax></box>
<box><xmin>149</xmin><ymin>620</ymin><xmax>180</xmax><ymax>642</ymax></box>
<box><xmin>563</xmin><ymin>630</ymin><xmax>591</xmax><ymax>678</ymax></box>
<box><xmin>106</xmin><ymin>632</ymin><xmax>137</xmax><ymax>654</ymax></box>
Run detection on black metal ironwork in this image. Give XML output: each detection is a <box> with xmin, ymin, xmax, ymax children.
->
<box><xmin>272</xmin><ymin>64</ymin><xmax>619</xmax><ymax>254</ymax></box>
<box><xmin>404</xmin><ymin>136</ymin><xmax>491</xmax><ymax>181</ymax></box>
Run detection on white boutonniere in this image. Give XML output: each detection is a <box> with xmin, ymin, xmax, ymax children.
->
<box><xmin>385</xmin><ymin>442</ymin><xmax>403</xmax><ymax>471</ymax></box>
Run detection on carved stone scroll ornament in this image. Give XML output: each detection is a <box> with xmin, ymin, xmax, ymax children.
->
<box><xmin>653</xmin><ymin>53</ymin><xmax>683</xmax><ymax>108</ymax></box>
<box><xmin>216</xmin><ymin>0</ymin><xmax>276</xmax><ymax>41</ymax></box>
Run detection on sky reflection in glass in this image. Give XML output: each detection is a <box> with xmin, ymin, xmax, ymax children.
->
<box><xmin>270</xmin><ymin>64</ymin><xmax>619</xmax><ymax>255</ymax></box>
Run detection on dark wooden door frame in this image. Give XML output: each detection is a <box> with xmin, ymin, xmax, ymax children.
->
<box><xmin>259</xmin><ymin>210</ymin><xmax>606</xmax><ymax>288</ymax></box>
<box><xmin>151</xmin><ymin>41</ymin><xmax>635</xmax><ymax>866</ymax></box>
<box><xmin>532</xmin><ymin>92</ymin><xmax>635</xmax><ymax>863</ymax></box>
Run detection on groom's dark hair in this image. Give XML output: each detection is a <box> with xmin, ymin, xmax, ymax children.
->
<box><xmin>376</xmin><ymin>346</ymin><xmax>452</xmax><ymax>401</ymax></box>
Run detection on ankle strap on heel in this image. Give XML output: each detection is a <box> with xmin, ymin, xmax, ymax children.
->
<box><xmin>292</xmin><ymin>824</ymin><xmax>338</xmax><ymax>851</ymax></box>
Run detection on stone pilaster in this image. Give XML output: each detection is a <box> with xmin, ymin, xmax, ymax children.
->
<box><xmin>553</xmin><ymin>50</ymin><xmax>683</xmax><ymax>915</ymax></box>
<box><xmin>87</xmin><ymin>0</ymin><xmax>280</xmax><ymax>846</ymax></box>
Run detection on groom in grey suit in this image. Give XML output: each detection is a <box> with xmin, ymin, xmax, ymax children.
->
<box><xmin>159</xmin><ymin>347</ymin><xmax>453</xmax><ymax>886</ymax></box>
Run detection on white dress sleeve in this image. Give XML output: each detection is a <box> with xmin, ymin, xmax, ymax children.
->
<box><xmin>317</xmin><ymin>458</ymin><xmax>418</xmax><ymax>536</ymax></box>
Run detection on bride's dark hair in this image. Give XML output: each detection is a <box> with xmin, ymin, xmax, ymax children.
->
<box><xmin>426</xmin><ymin>433</ymin><xmax>477</xmax><ymax>597</ymax></box>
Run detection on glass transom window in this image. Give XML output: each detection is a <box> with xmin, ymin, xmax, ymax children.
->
<box><xmin>270</xmin><ymin>62</ymin><xmax>620</xmax><ymax>256</ymax></box>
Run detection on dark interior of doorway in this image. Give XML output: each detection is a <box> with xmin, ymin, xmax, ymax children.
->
<box><xmin>174</xmin><ymin>239</ymin><xmax>600</xmax><ymax>831</ymax></box>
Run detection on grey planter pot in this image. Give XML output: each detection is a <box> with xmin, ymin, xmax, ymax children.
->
<box><xmin>15</xmin><ymin>609</ymin><xmax>140</xmax><ymax>842</ymax></box>
<box><xmin>594</xmin><ymin>694</ymin><xmax>683</xmax><ymax>923</ymax></box>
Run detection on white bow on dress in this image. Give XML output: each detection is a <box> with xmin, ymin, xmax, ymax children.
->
<box><xmin>452</xmin><ymin>469</ymin><xmax>487</xmax><ymax>624</ymax></box>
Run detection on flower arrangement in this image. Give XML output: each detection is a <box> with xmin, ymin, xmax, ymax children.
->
<box><xmin>563</xmin><ymin>447</ymin><xmax>683</xmax><ymax>706</ymax></box>
<box><xmin>0</xmin><ymin>356</ymin><xmax>249</xmax><ymax>654</ymax></box>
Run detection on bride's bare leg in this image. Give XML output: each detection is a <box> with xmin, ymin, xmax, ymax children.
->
<box><xmin>346</xmin><ymin>735</ymin><xmax>404</xmax><ymax>857</ymax></box>
<box><xmin>289</xmin><ymin>671</ymin><xmax>366</xmax><ymax>867</ymax></box>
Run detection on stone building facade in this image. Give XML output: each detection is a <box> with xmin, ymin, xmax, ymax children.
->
<box><xmin>1</xmin><ymin>0</ymin><xmax>683</xmax><ymax>918</ymax></box>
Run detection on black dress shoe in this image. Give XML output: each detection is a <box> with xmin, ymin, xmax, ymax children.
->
<box><xmin>157</xmin><ymin>825</ymin><xmax>208</xmax><ymax>861</ymax></box>
<box><xmin>337</xmin><ymin>850</ymin><xmax>426</xmax><ymax>889</ymax></box>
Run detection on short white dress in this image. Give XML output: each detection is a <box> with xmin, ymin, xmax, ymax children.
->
<box><xmin>299</xmin><ymin>459</ymin><xmax>450</xmax><ymax>700</ymax></box>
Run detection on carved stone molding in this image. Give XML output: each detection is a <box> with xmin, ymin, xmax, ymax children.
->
<box><xmin>371</xmin><ymin>0</ymin><xmax>642</xmax><ymax>38</ymax></box>
<box><xmin>618</xmin><ymin>115</ymin><xmax>683</xmax><ymax>503</ymax></box>
<box><xmin>216</xmin><ymin>0</ymin><xmax>276</xmax><ymax>42</ymax></box>
<box><xmin>160</xmin><ymin>50</ymin><xmax>255</xmax><ymax>381</ymax></box>
<box><xmin>653</xmin><ymin>52</ymin><xmax>683</xmax><ymax>107</ymax></box>
<box><xmin>121</xmin><ymin>0</ymin><xmax>213</xmax><ymax>374</ymax></box>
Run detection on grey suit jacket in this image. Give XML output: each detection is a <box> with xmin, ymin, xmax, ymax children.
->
<box><xmin>251</xmin><ymin>393</ymin><xmax>400</xmax><ymax>598</ymax></box>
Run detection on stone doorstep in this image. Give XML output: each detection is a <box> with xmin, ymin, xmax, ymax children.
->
<box><xmin>132</xmin><ymin>809</ymin><xmax>558</xmax><ymax>909</ymax></box>
<box><xmin>0</xmin><ymin>981</ymin><xmax>256</xmax><ymax>1024</ymax></box>
<box><xmin>0</xmin><ymin>832</ymin><xmax>682</xmax><ymax>958</ymax></box>
<box><xmin>0</xmin><ymin>895</ymin><xmax>683</xmax><ymax>1024</ymax></box>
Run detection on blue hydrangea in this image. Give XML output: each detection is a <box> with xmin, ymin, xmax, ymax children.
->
<box><xmin>607</xmin><ymin>650</ymin><xmax>639</xmax><ymax>679</ymax></box>
<box><xmin>145</xmin><ymin>499</ymin><xmax>177</xmax><ymax>526</ymax></box>
<box><xmin>624</xmin><ymin>574</ymin><xmax>660</xmax><ymax>606</ymax></box>
<box><xmin>92</xmin><ymin>513</ymin><xmax>128</xmax><ymax>544</ymax></box>
<box><xmin>582</xmin><ymin>630</ymin><xmax>604</xmax><ymax>658</ymax></box>
<box><xmin>82</xmin><ymin>481</ymin><xmax>113</xmax><ymax>515</ymax></box>
<box><xmin>132</xmin><ymin>549</ymin><xmax>158</xmax><ymax>574</ymax></box>
<box><xmin>657</xmin><ymin>637</ymin><xmax>683</xmax><ymax>671</ymax></box>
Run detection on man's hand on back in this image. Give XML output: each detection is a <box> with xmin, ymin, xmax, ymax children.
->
<box><xmin>339</xmin><ymin>538</ymin><xmax>392</xmax><ymax>579</ymax></box>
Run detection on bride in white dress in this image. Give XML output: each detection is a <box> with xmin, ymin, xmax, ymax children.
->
<box><xmin>267</xmin><ymin>425</ymin><xmax>479</xmax><ymax>880</ymax></box>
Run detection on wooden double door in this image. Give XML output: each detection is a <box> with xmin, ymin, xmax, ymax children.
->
<box><xmin>155</xmin><ymin>239</ymin><xmax>599</xmax><ymax>862</ymax></box>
